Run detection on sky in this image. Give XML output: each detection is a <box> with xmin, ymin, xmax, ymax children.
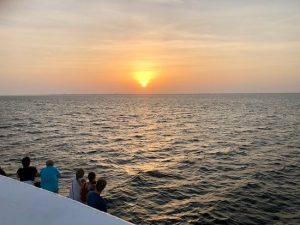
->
<box><xmin>0</xmin><ymin>0</ymin><xmax>299</xmax><ymax>95</ymax></box>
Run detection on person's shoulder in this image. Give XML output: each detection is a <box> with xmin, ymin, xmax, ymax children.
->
<box><xmin>88</xmin><ymin>183</ymin><xmax>96</xmax><ymax>191</ymax></box>
<box><xmin>52</xmin><ymin>166</ymin><xmax>59</xmax><ymax>171</ymax></box>
<box><xmin>87</xmin><ymin>191</ymin><xmax>97</xmax><ymax>198</ymax></box>
<box><xmin>29</xmin><ymin>166</ymin><xmax>37</xmax><ymax>171</ymax></box>
<box><xmin>54</xmin><ymin>167</ymin><xmax>60</xmax><ymax>173</ymax></box>
<box><xmin>99</xmin><ymin>195</ymin><xmax>106</xmax><ymax>202</ymax></box>
<box><xmin>87</xmin><ymin>190</ymin><xmax>94</xmax><ymax>196</ymax></box>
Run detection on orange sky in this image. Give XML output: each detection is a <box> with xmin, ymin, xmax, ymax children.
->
<box><xmin>0</xmin><ymin>0</ymin><xmax>299</xmax><ymax>94</ymax></box>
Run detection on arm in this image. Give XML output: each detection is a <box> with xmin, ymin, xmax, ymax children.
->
<box><xmin>57</xmin><ymin>169</ymin><xmax>61</xmax><ymax>178</ymax></box>
<box><xmin>35</xmin><ymin>168</ymin><xmax>39</xmax><ymax>177</ymax></box>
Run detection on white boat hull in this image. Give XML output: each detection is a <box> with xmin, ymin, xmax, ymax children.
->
<box><xmin>0</xmin><ymin>175</ymin><xmax>133</xmax><ymax>225</ymax></box>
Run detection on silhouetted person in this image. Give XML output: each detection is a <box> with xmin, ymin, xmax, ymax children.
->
<box><xmin>69</xmin><ymin>168</ymin><xmax>85</xmax><ymax>202</ymax></box>
<box><xmin>17</xmin><ymin>157</ymin><xmax>38</xmax><ymax>185</ymax></box>
<box><xmin>40</xmin><ymin>160</ymin><xmax>61</xmax><ymax>193</ymax></box>
<box><xmin>80</xmin><ymin>172</ymin><xmax>96</xmax><ymax>203</ymax></box>
<box><xmin>0</xmin><ymin>167</ymin><xmax>7</xmax><ymax>176</ymax></box>
<box><xmin>87</xmin><ymin>178</ymin><xmax>107</xmax><ymax>212</ymax></box>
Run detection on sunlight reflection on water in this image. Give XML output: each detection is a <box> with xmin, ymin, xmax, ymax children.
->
<box><xmin>0</xmin><ymin>94</ymin><xmax>299</xmax><ymax>224</ymax></box>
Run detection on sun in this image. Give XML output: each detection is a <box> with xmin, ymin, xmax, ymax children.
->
<box><xmin>135</xmin><ymin>71</ymin><xmax>154</xmax><ymax>88</ymax></box>
<box><xmin>132</xmin><ymin>60</ymin><xmax>158</xmax><ymax>88</ymax></box>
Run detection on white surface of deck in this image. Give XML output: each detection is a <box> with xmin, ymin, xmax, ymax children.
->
<box><xmin>0</xmin><ymin>175</ymin><xmax>133</xmax><ymax>225</ymax></box>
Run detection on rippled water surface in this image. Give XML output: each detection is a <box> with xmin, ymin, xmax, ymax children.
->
<box><xmin>0</xmin><ymin>94</ymin><xmax>299</xmax><ymax>224</ymax></box>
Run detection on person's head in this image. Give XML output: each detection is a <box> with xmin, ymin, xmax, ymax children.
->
<box><xmin>22</xmin><ymin>157</ymin><xmax>30</xmax><ymax>168</ymax></box>
<box><xmin>46</xmin><ymin>160</ymin><xmax>54</xmax><ymax>167</ymax></box>
<box><xmin>0</xmin><ymin>167</ymin><xmax>7</xmax><ymax>176</ymax></box>
<box><xmin>95</xmin><ymin>178</ymin><xmax>107</xmax><ymax>194</ymax></box>
<box><xmin>88</xmin><ymin>172</ymin><xmax>96</xmax><ymax>182</ymax></box>
<box><xmin>76</xmin><ymin>168</ymin><xmax>84</xmax><ymax>180</ymax></box>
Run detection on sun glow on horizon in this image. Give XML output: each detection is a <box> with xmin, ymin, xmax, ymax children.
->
<box><xmin>135</xmin><ymin>71</ymin><xmax>155</xmax><ymax>88</ymax></box>
<box><xmin>132</xmin><ymin>60</ymin><xmax>158</xmax><ymax>88</ymax></box>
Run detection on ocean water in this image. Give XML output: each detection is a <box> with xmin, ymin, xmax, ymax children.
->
<box><xmin>0</xmin><ymin>94</ymin><xmax>299</xmax><ymax>225</ymax></box>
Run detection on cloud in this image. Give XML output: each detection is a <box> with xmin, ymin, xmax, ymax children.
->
<box><xmin>0</xmin><ymin>0</ymin><xmax>299</xmax><ymax>94</ymax></box>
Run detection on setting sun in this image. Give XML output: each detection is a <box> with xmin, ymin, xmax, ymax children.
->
<box><xmin>135</xmin><ymin>71</ymin><xmax>155</xmax><ymax>88</ymax></box>
<box><xmin>132</xmin><ymin>60</ymin><xmax>158</xmax><ymax>88</ymax></box>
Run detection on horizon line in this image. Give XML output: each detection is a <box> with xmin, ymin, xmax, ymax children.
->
<box><xmin>0</xmin><ymin>92</ymin><xmax>299</xmax><ymax>97</ymax></box>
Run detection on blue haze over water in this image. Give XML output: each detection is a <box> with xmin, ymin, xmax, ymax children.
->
<box><xmin>0</xmin><ymin>94</ymin><xmax>299</xmax><ymax>225</ymax></box>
